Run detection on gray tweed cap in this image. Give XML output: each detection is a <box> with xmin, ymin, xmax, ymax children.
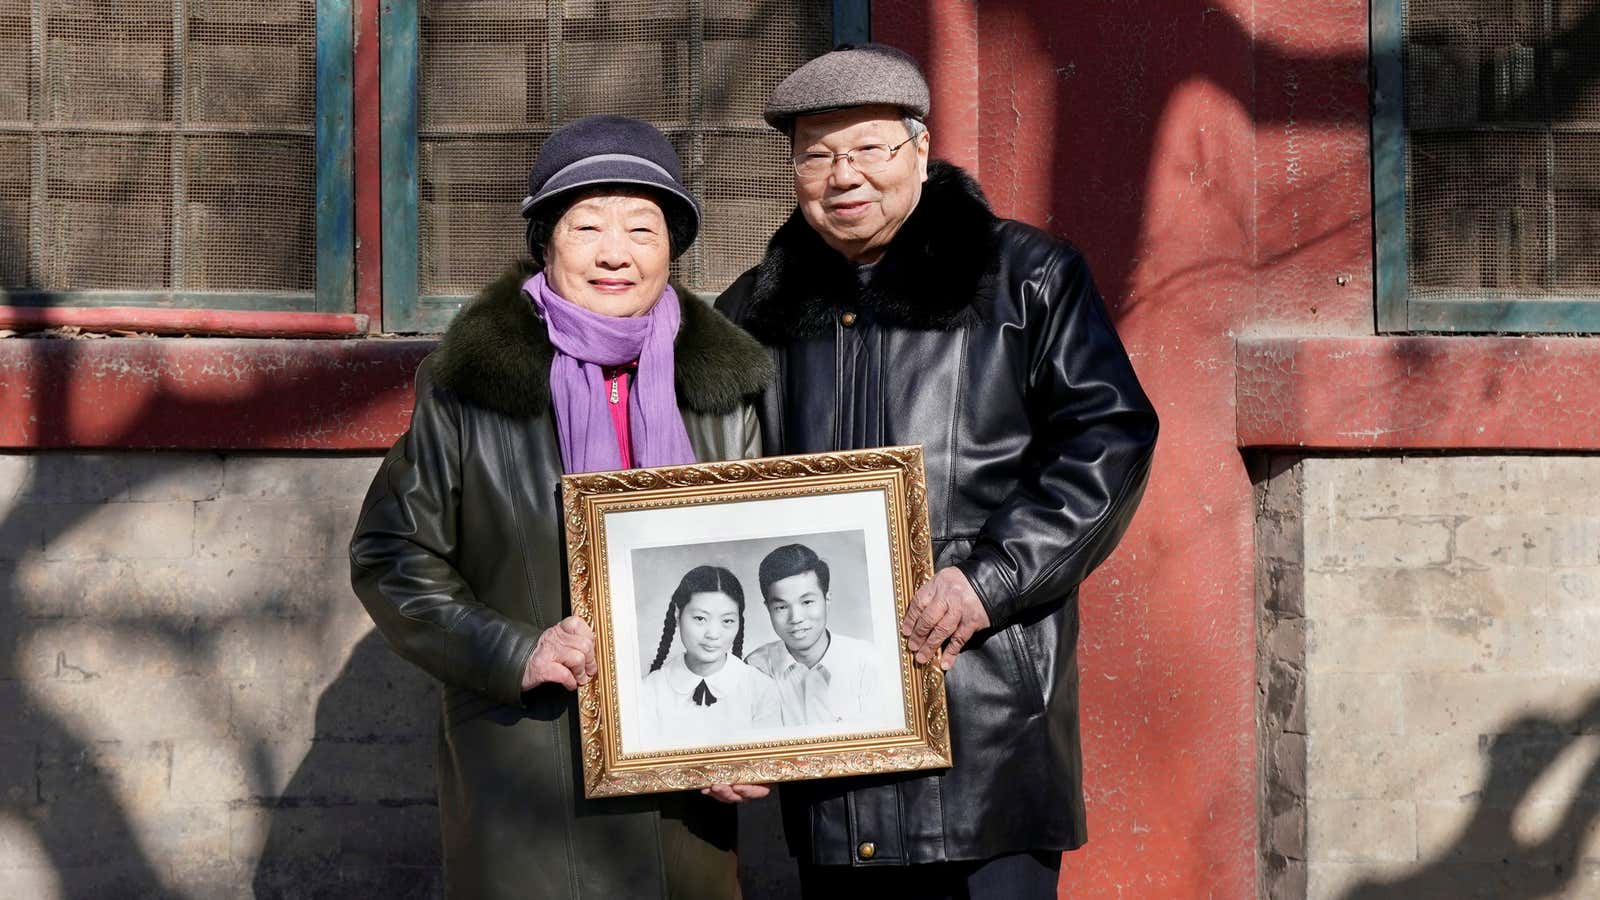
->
<box><xmin>763</xmin><ymin>43</ymin><xmax>930</xmax><ymax>130</ymax></box>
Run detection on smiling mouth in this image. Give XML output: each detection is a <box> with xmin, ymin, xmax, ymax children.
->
<box><xmin>589</xmin><ymin>279</ymin><xmax>635</xmax><ymax>292</ymax></box>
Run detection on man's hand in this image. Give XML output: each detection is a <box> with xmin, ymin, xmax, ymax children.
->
<box><xmin>902</xmin><ymin>567</ymin><xmax>990</xmax><ymax>671</ymax></box>
<box><xmin>521</xmin><ymin>616</ymin><xmax>598</xmax><ymax>692</ymax></box>
<box><xmin>701</xmin><ymin>783</ymin><xmax>771</xmax><ymax>804</ymax></box>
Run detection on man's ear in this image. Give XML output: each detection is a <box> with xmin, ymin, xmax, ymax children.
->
<box><xmin>916</xmin><ymin>129</ymin><xmax>931</xmax><ymax>182</ymax></box>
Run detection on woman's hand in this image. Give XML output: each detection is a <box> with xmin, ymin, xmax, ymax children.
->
<box><xmin>521</xmin><ymin>616</ymin><xmax>598</xmax><ymax>691</ymax></box>
<box><xmin>701</xmin><ymin>784</ymin><xmax>770</xmax><ymax>804</ymax></box>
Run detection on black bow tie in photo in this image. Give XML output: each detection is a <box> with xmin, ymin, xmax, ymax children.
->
<box><xmin>692</xmin><ymin>679</ymin><xmax>718</xmax><ymax>707</ymax></box>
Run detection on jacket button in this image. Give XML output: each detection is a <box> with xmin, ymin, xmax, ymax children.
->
<box><xmin>840</xmin><ymin>311</ymin><xmax>858</xmax><ymax>327</ymax></box>
<box><xmin>857</xmin><ymin>841</ymin><xmax>876</xmax><ymax>860</ymax></box>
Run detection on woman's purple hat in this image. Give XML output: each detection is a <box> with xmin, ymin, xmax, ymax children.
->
<box><xmin>521</xmin><ymin>116</ymin><xmax>701</xmax><ymax>255</ymax></box>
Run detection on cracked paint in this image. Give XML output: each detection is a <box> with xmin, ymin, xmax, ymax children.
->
<box><xmin>0</xmin><ymin>339</ymin><xmax>433</xmax><ymax>450</ymax></box>
<box><xmin>1237</xmin><ymin>337</ymin><xmax>1600</xmax><ymax>450</ymax></box>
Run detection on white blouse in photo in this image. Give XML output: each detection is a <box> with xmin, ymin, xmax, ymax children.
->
<box><xmin>635</xmin><ymin>652</ymin><xmax>782</xmax><ymax>750</ymax></box>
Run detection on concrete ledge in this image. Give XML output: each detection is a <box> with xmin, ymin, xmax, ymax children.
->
<box><xmin>0</xmin><ymin>338</ymin><xmax>433</xmax><ymax>450</ymax></box>
<box><xmin>9</xmin><ymin>333</ymin><xmax>1597</xmax><ymax>452</ymax></box>
<box><xmin>0</xmin><ymin>307</ymin><xmax>370</xmax><ymax>338</ymax></box>
<box><xmin>1236</xmin><ymin>336</ymin><xmax>1600</xmax><ymax>450</ymax></box>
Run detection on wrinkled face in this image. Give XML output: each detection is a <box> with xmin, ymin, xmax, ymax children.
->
<box><xmin>678</xmin><ymin>591</ymin><xmax>741</xmax><ymax>669</ymax></box>
<box><xmin>763</xmin><ymin>571</ymin><xmax>830</xmax><ymax>656</ymax></box>
<box><xmin>791</xmin><ymin>104</ymin><xmax>929</xmax><ymax>264</ymax></box>
<box><xmin>544</xmin><ymin>191</ymin><xmax>672</xmax><ymax>317</ymax></box>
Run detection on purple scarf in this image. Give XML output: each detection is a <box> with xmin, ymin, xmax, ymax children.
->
<box><xmin>524</xmin><ymin>272</ymin><xmax>696</xmax><ymax>474</ymax></box>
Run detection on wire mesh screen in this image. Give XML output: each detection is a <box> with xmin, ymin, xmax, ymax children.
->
<box><xmin>416</xmin><ymin>0</ymin><xmax>832</xmax><ymax>297</ymax></box>
<box><xmin>1404</xmin><ymin>0</ymin><xmax>1600</xmax><ymax>296</ymax></box>
<box><xmin>0</xmin><ymin>10</ymin><xmax>29</xmax><ymax>124</ymax></box>
<box><xmin>2</xmin><ymin>0</ymin><xmax>317</xmax><ymax>296</ymax></box>
<box><xmin>0</xmin><ymin>135</ymin><xmax>30</xmax><ymax>286</ymax></box>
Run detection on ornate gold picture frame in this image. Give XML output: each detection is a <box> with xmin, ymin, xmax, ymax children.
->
<box><xmin>560</xmin><ymin>446</ymin><xmax>952</xmax><ymax>798</ymax></box>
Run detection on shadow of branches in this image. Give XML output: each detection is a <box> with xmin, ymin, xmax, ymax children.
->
<box><xmin>1344</xmin><ymin>693</ymin><xmax>1600</xmax><ymax>899</ymax></box>
<box><xmin>0</xmin><ymin>335</ymin><xmax>425</xmax><ymax>895</ymax></box>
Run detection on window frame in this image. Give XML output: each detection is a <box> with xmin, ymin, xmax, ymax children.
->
<box><xmin>0</xmin><ymin>0</ymin><xmax>355</xmax><ymax>315</ymax></box>
<box><xmin>377</xmin><ymin>0</ymin><xmax>871</xmax><ymax>333</ymax></box>
<box><xmin>1370</xmin><ymin>0</ymin><xmax>1600</xmax><ymax>334</ymax></box>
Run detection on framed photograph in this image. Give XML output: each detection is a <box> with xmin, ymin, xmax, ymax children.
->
<box><xmin>560</xmin><ymin>446</ymin><xmax>952</xmax><ymax>798</ymax></box>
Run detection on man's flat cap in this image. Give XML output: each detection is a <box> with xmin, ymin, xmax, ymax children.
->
<box><xmin>764</xmin><ymin>43</ymin><xmax>930</xmax><ymax>130</ymax></box>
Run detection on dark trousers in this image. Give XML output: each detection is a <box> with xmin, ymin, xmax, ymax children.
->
<box><xmin>798</xmin><ymin>851</ymin><xmax>1062</xmax><ymax>900</ymax></box>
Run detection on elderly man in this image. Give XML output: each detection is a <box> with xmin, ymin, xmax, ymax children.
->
<box><xmin>716</xmin><ymin>45</ymin><xmax>1160</xmax><ymax>898</ymax></box>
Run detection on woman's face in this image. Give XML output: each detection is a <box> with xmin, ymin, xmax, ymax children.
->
<box><xmin>544</xmin><ymin>191</ymin><xmax>672</xmax><ymax>318</ymax></box>
<box><xmin>678</xmin><ymin>590</ymin><xmax>740</xmax><ymax>670</ymax></box>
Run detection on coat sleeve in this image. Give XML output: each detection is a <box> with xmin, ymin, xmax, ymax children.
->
<box><xmin>349</xmin><ymin>359</ymin><xmax>541</xmax><ymax>706</ymax></box>
<box><xmin>952</xmin><ymin>249</ymin><xmax>1159</xmax><ymax>629</ymax></box>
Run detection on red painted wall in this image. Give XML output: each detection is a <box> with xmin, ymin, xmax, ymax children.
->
<box><xmin>877</xmin><ymin>1</ymin><xmax>1373</xmax><ymax>895</ymax></box>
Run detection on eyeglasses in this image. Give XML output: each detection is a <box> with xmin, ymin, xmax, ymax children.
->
<box><xmin>791</xmin><ymin>137</ymin><xmax>916</xmax><ymax>180</ymax></box>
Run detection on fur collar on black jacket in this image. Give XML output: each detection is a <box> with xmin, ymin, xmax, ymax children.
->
<box><xmin>431</xmin><ymin>260</ymin><xmax>774</xmax><ymax>419</ymax></box>
<box><xmin>738</xmin><ymin>160</ymin><xmax>1000</xmax><ymax>342</ymax></box>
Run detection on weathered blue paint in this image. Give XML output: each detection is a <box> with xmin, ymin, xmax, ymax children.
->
<box><xmin>317</xmin><ymin>0</ymin><xmax>357</xmax><ymax>314</ymax></box>
<box><xmin>1369</xmin><ymin>0</ymin><xmax>1408</xmax><ymax>333</ymax></box>
<box><xmin>1407</xmin><ymin>298</ymin><xmax>1600</xmax><ymax>334</ymax></box>
<box><xmin>834</xmin><ymin>0</ymin><xmax>870</xmax><ymax>45</ymax></box>
<box><xmin>379</xmin><ymin>0</ymin><xmax>421</xmax><ymax>332</ymax></box>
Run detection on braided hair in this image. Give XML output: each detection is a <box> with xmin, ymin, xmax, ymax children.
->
<box><xmin>648</xmin><ymin>565</ymin><xmax>746</xmax><ymax>673</ymax></box>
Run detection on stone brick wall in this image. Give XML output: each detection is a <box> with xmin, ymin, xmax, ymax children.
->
<box><xmin>0</xmin><ymin>452</ymin><xmax>441</xmax><ymax>897</ymax></box>
<box><xmin>1260</xmin><ymin>455</ymin><xmax>1600</xmax><ymax>900</ymax></box>
<box><xmin>0</xmin><ymin>451</ymin><xmax>797</xmax><ymax>899</ymax></box>
<box><xmin>1256</xmin><ymin>457</ymin><xmax>1307</xmax><ymax>899</ymax></box>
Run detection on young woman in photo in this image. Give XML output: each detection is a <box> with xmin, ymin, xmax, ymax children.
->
<box><xmin>638</xmin><ymin>565</ymin><xmax>781</xmax><ymax>747</ymax></box>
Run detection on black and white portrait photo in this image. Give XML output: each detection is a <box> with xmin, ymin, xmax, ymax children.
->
<box><xmin>603</xmin><ymin>491</ymin><xmax>909</xmax><ymax>756</ymax></box>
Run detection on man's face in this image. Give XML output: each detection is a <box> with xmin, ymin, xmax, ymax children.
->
<box><xmin>764</xmin><ymin>571</ymin><xmax>830</xmax><ymax>656</ymax></box>
<box><xmin>791</xmin><ymin>104</ymin><xmax>929</xmax><ymax>264</ymax></box>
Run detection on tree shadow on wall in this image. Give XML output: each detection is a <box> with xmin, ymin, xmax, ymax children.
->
<box><xmin>252</xmin><ymin>630</ymin><xmax>441</xmax><ymax>899</ymax></box>
<box><xmin>0</xmin><ymin>578</ymin><xmax>177</xmax><ymax>898</ymax></box>
<box><xmin>0</xmin><ymin>337</ymin><xmax>424</xmax><ymax>895</ymax></box>
<box><xmin>1343</xmin><ymin>693</ymin><xmax>1600</xmax><ymax>900</ymax></box>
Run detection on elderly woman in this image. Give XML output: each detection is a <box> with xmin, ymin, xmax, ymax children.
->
<box><xmin>350</xmin><ymin>116</ymin><xmax>773</xmax><ymax>899</ymax></box>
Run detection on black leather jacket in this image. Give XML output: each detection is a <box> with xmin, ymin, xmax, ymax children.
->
<box><xmin>717</xmin><ymin>162</ymin><xmax>1159</xmax><ymax>865</ymax></box>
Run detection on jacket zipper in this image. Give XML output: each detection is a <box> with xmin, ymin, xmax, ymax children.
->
<box><xmin>833</xmin><ymin>319</ymin><xmax>844</xmax><ymax>448</ymax></box>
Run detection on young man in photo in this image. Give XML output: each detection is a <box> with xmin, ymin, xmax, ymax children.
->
<box><xmin>744</xmin><ymin>543</ymin><xmax>890</xmax><ymax>728</ymax></box>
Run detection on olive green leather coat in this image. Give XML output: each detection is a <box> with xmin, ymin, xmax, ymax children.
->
<box><xmin>351</xmin><ymin>262</ymin><xmax>772</xmax><ymax>898</ymax></box>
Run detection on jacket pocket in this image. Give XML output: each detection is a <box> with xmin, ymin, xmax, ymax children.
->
<box><xmin>1002</xmin><ymin>627</ymin><xmax>1048</xmax><ymax>716</ymax></box>
<box><xmin>443</xmin><ymin>685</ymin><xmax>500</xmax><ymax>730</ymax></box>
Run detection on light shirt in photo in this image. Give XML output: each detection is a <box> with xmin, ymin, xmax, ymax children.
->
<box><xmin>636</xmin><ymin>651</ymin><xmax>781</xmax><ymax>749</ymax></box>
<box><xmin>745</xmin><ymin>631</ymin><xmax>894</xmax><ymax>729</ymax></box>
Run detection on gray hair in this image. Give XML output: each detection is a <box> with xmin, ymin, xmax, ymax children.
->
<box><xmin>786</xmin><ymin>113</ymin><xmax>928</xmax><ymax>145</ymax></box>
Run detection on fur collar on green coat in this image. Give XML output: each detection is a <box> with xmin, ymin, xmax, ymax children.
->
<box><xmin>431</xmin><ymin>260</ymin><xmax>774</xmax><ymax>418</ymax></box>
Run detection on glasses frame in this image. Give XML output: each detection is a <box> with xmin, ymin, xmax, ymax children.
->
<box><xmin>792</xmin><ymin>136</ymin><xmax>918</xmax><ymax>179</ymax></box>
